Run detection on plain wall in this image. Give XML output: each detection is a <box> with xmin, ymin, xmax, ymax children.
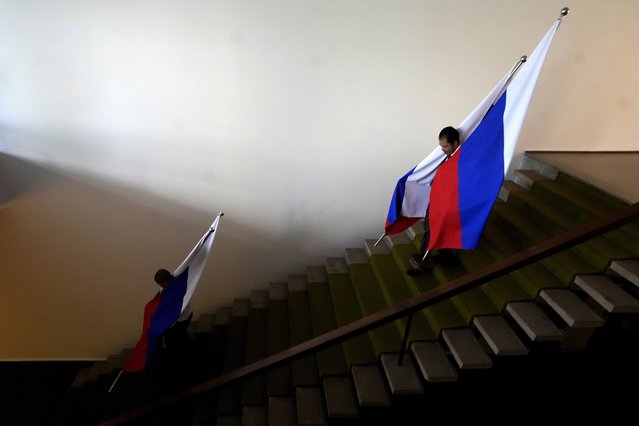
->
<box><xmin>1</xmin><ymin>0</ymin><xmax>638</xmax><ymax>359</ymax></box>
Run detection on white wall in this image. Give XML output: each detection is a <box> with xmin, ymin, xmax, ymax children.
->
<box><xmin>1</xmin><ymin>0</ymin><xmax>638</xmax><ymax>359</ymax></box>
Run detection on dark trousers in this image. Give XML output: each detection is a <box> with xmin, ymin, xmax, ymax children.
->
<box><xmin>419</xmin><ymin>207</ymin><xmax>454</xmax><ymax>259</ymax></box>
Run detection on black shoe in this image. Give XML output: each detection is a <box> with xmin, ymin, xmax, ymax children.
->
<box><xmin>406</xmin><ymin>267</ymin><xmax>424</xmax><ymax>276</ymax></box>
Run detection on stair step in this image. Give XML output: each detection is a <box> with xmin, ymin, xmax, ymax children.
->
<box><xmin>251</xmin><ymin>290</ymin><xmax>269</xmax><ymax>309</ymax></box>
<box><xmin>410</xmin><ymin>341</ymin><xmax>458</xmax><ymax>382</ymax></box>
<box><xmin>498</xmin><ymin>180</ymin><xmax>526</xmax><ymax>202</ymax></box>
<box><xmin>232</xmin><ymin>298</ymin><xmax>249</xmax><ymax>317</ymax></box>
<box><xmin>505</xmin><ymin>302</ymin><xmax>564</xmax><ymax>342</ymax></box>
<box><xmin>216</xmin><ymin>415</ymin><xmax>241</xmax><ymax>426</ymax></box>
<box><xmin>574</xmin><ymin>274</ymin><xmax>639</xmax><ymax>313</ymax></box>
<box><xmin>472</xmin><ymin>315</ymin><xmax>529</xmax><ymax>356</ymax></box>
<box><xmin>288</xmin><ymin>274</ymin><xmax>307</xmax><ymax>292</ymax></box>
<box><xmin>380</xmin><ymin>353</ymin><xmax>424</xmax><ymax>394</ymax></box>
<box><xmin>345</xmin><ymin>247</ymin><xmax>369</xmax><ymax>265</ymax></box>
<box><xmin>322</xmin><ymin>376</ymin><xmax>358</xmax><ymax>418</ymax></box>
<box><xmin>269</xmin><ymin>282</ymin><xmax>288</xmax><ymax>301</ymax></box>
<box><xmin>242</xmin><ymin>406</ymin><xmax>267</xmax><ymax>426</ymax></box>
<box><xmin>267</xmin><ymin>290</ymin><xmax>292</xmax><ymax>396</ymax></box>
<box><xmin>268</xmin><ymin>396</ymin><xmax>296</xmax><ymax>426</ymax></box>
<box><xmin>215</xmin><ymin>307</ymin><xmax>232</xmax><ymax>325</ymax></box>
<box><xmin>441</xmin><ymin>328</ymin><xmax>493</xmax><ymax>369</ymax></box>
<box><xmin>296</xmin><ymin>387</ymin><xmax>326</xmax><ymax>426</ymax></box>
<box><xmin>351</xmin><ymin>364</ymin><xmax>391</xmax><ymax>406</ymax></box>
<box><xmin>307</xmin><ymin>265</ymin><xmax>328</xmax><ymax>283</ymax></box>
<box><xmin>514</xmin><ymin>169</ymin><xmax>549</xmax><ymax>189</ymax></box>
<box><xmin>539</xmin><ymin>289</ymin><xmax>605</xmax><ymax>328</ymax></box>
<box><xmin>364</xmin><ymin>237</ymin><xmax>390</xmax><ymax>256</ymax></box>
<box><xmin>609</xmin><ymin>259</ymin><xmax>639</xmax><ymax>288</ymax></box>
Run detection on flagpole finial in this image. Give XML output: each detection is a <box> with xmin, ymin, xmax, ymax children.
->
<box><xmin>520</xmin><ymin>55</ymin><xmax>528</xmax><ymax>63</ymax></box>
<box><xmin>559</xmin><ymin>7</ymin><xmax>569</xmax><ymax>19</ymax></box>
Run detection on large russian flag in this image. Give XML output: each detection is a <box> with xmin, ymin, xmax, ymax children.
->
<box><xmin>427</xmin><ymin>19</ymin><xmax>561</xmax><ymax>251</ymax></box>
<box><xmin>123</xmin><ymin>213</ymin><xmax>223</xmax><ymax>372</ymax></box>
<box><xmin>384</xmin><ymin>18</ymin><xmax>561</xmax><ymax>238</ymax></box>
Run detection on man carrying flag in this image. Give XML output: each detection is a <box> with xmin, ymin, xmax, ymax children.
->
<box><xmin>110</xmin><ymin>212</ymin><xmax>224</xmax><ymax>395</ymax></box>
<box><xmin>407</xmin><ymin>126</ymin><xmax>461</xmax><ymax>275</ymax></box>
<box><xmin>384</xmin><ymin>9</ymin><xmax>567</xmax><ymax>275</ymax></box>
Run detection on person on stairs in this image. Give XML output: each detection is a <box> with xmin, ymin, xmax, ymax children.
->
<box><xmin>406</xmin><ymin>126</ymin><xmax>460</xmax><ymax>276</ymax></box>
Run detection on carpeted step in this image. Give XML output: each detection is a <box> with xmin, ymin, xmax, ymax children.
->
<box><xmin>296</xmin><ymin>386</ymin><xmax>326</xmax><ymax>426</ymax></box>
<box><xmin>491</xmin><ymin>201</ymin><xmax>599</xmax><ymax>284</ymax></box>
<box><xmin>322</xmin><ymin>376</ymin><xmax>359</xmax><ymax>418</ymax></box>
<box><xmin>505</xmin><ymin>302</ymin><xmax>564</xmax><ymax>342</ymax></box>
<box><xmin>458</xmin><ymin>248</ymin><xmax>530</xmax><ymax>311</ymax></box>
<box><xmin>216</xmin><ymin>300</ymin><xmax>249</xmax><ymax>416</ymax></box>
<box><xmin>441</xmin><ymin>328</ymin><xmax>493</xmax><ymax>369</ymax></box>
<box><xmin>573</xmin><ymin>274</ymin><xmax>639</xmax><ymax>313</ymax></box>
<box><xmin>345</xmin><ymin>248</ymin><xmax>403</xmax><ymax>356</ymax></box>
<box><xmin>326</xmin><ymin>257</ymin><xmax>376</xmax><ymax>366</ymax></box>
<box><xmin>481</xmin><ymin>224</ymin><xmax>568</xmax><ymax>297</ymax></box>
<box><xmin>385</xmin><ymin>232</ymin><xmax>466</xmax><ymax>336</ymax></box>
<box><xmin>288</xmin><ymin>274</ymin><xmax>320</xmax><ymax>387</ymax></box>
<box><xmin>366</xmin><ymin>238</ymin><xmax>437</xmax><ymax>341</ymax></box>
<box><xmin>268</xmin><ymin>396</ymin><xmax>296</xmax><ymax>426</ymax></box>
<box><xmin>432</xmin><ymin>255</ymin><xmax>499</xmax><ymax>325</ymax></box>
<box><xmin>472</xmin><ymin>315</ymin><xmax>528</xmax><ymax>356</ymax></box>
<box><xmin>241</xmin><ymin>291</ymin><xmax>268</xmax><ymax>406</ymax></box>
<box><xmin>351</xmin><ymin>364</ymin><xmax>391</xmax><ymax>407</ymax></box>
<box><xmin>216</xmin><ymin>415</ymin><xmax>241</xmax><ymax>426</ymax></box>
<box><xmin>404</xmin><ymin>222</ymin><xmax>496</xmax><ymax>323</ymax></box>
<box><xmin>518</xmin><ymin>170</ymin><xmax>639</xmax><ymax>255</ymax></box>
<box><xmin>267</xmin><ymin>282</ymin><xmax>292</xmax><ymax>397</ymax></box>
<box><xmin>379</xmin><ymin>352</ymin><xmax>423</xmax><ymax>395</ymax></box>
<box><xmin>242</xmin><ymin>405</ymin><xmax>267</xmax><ymax>426</ymax></box>
<box><xmin>410</xmin><ymin>341</ymin><xmax>458</xmax><ymax>382</ymax></box>
<box><xmin>306</xmin><ymin>265</ymin><xmax>348</xmax><ymax>377</ymax></box>
<box><xmin>192</xmin><ymin>307</ymin><xmax>231</xmax><ymax>424</ymax></box>
<box><xmin>609</xmin><ymin>259</ymin><xmax>639</xmax><ymax>289</ymax></box>
<box><xmin>505</xmin><ymin>188</ymin><xmax>635</xmax><ymax>270</ymax></box>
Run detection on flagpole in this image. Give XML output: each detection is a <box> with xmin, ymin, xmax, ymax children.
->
<box><xmin>373</xmin><ymin>232</ymin><xmax>386</xmax><ymax>248</ymax></box>
<box><xmin>108</xmin><ymin>369</ymin><xmax>123</xmax><ymax>393</ymax></box>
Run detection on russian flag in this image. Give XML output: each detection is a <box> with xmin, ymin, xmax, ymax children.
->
<box><xmin>427</xmin><ymin>19</ymin><xmax>561</xmax><ymax>251</ymax></box>
<box><xmin>385</xmin><ymin>18</ymin><xmax>561</xmax><ymax>239</ymax></box>
<box><xmin>123</xmin><ymin>213</ymin><xmax>223</xmax><ymax>372</ymax></box>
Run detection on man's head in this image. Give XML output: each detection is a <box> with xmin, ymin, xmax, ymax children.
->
<box><xmin>154</xmin><ymin>268</ymin><xmax>173</xmax><ymax>289</ymax></box>
<box><xmin>438</xmin><ymin>126</ymin><xmax>460</xmax><ymax>157</ymax></box>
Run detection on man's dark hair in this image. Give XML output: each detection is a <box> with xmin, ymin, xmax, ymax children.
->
<box><xmin>154</xmin><ymin>268</ymin><xmax>174</xmax><ymax>285</ymax></box>
<box><xmin>439</xmin><ymin>126</ymin><xmax>460</xmax><ymax>144</ymax></box>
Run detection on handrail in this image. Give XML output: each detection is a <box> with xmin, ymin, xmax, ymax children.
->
<box><xmin>99</xmin><ymin>202</ymin><xmax>639</xmax><ymax>425</ymax></box>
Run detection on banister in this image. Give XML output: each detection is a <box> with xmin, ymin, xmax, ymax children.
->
<box><xmin>99</xmin><ymin>202</ymin><xmax>639</xmax><ymax>425</ymax></box>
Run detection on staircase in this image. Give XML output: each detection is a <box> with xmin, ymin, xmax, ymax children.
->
<box><xmin>48</xmin><ymin>154</ymin><xmax>639</xmax><ymax>425</ymax></box>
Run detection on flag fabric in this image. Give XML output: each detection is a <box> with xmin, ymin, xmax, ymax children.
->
<box><xmin>384</xmin><ymin>19</ymin><xmax>561</xmax><ymax>238</ymax></box>
<box><xmin>427</xmin><ymin>20</ymin><xmax>561</xmax><ymax>250</ymax></box>
<box><xmin>123</xmin><ymin>213</ymin><xmax>223</xmax><ymax>372</ymax></box>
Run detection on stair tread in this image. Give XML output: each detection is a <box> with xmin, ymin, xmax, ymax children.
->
<box><xmin>296</xmin><ymin>387</ymin><xmax>326</xmax><ymax>426</ymax></box>
<box><xmin>307</xmin><ymin>281</ymin><xmax>348</xmax><ymax>376</ymax></box>
<box><xmin>441</xmin><ymin>328</ymin><xmax>493</xmax><ymax>369</ymax></box>
<box><xmin>411</xmin><ymin>341</ymin><xmax>458</xmax><ymax>382</ymax></box>
<box><xmin>574</xmin><ymin>274</ymin><xmax>639</xmax><ymax>313</ymax></box>
<box><xmin>268</xmin><ymin>396</ymin><xmax>296</xmax><ymax>426</ymax></box>
<box><xmin>380</xmin><ymin>353</ymin><xmax>424</xmax><ymax>395</ymax></box>
<box><xmin>473</xmin><ymin>315</ymin><xmax>529</xmax><ymax>356</ymax></box>
<box><xmin>365</xmin><ymin>238</ymin><xmax>390</xmax><ymax>256</ymax></box>
<box><xmin>242</xmin><ymin>406</ymin><xmax>267</xmax><ymax>426</ymax></box>
<box><xmin>539</xmin><ymin>289</ymin><xmax>605</xmax><ymax>328</ymax></box>
<box><xmin>505</xmin><ymin>302</ymin><xmax>564</xmax><ymax>342</ymax></box>
<box><xmin>345</xmin><ymin>247</ymin><xmax>369</xmax><ymax>265</ymax></box>
<box><xmin>351</xmin><ymin>364</ymin><xmax>391</xmax><ymax>406</ymax></box>
<box><xmin>322</xmin><ymin>376</ymin><xmax>358</xmax><ymax>418</ymax></box>
<box><xmin>609</xmin><ymin>259</ymin><xmax>639</xmax><ymax>288</ymax></box>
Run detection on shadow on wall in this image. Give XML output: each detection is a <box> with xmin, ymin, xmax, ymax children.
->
<box><xmin>0</xmin><ymin>152</ymin><xmax>324</xmax><ymax>359</ymax></box>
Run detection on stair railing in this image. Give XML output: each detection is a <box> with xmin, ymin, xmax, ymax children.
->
<box><xmin>99</xmin><ymin>201</ymin><xmax>639</xmax><ymax>425</ymax></box>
